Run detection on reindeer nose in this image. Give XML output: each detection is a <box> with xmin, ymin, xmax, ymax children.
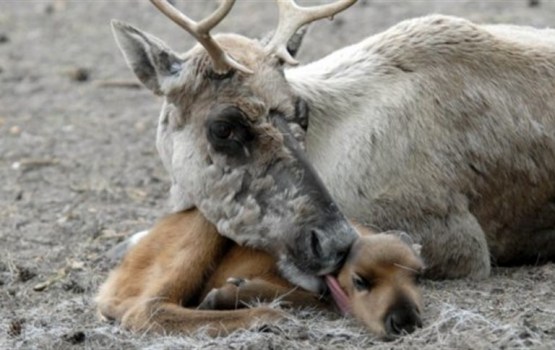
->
<box><xmin>384</xmin><ymin>307</ymin><xmax>422</xmax><ymax>336</ymax></box>
<box><xmin>309</xmin><ymin>226</ymin><xmax>355</xmax><ymax>274</ymax></box>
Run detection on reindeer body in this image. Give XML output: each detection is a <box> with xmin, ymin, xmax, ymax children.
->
<box><xmin>111</xmin><ymin>1</ymin><xmax>555</xmax><ymax>284</ymax></box>
<box><xmin>287</xmin><ymin>15</ymin><xmax>555</xmax><ymax>278</ymax></box>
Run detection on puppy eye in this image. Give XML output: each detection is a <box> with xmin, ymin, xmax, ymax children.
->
<box><xmin>352</xmin><ymin>274</ymin><xmax>373</xmax><ymax>292</ymax></box>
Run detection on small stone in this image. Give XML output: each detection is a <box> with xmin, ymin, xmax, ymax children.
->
<box><xmin>519</xmin><ymin>331</ymin><xmax>531</xmax><ymax>339</ymax></box>
<box><xmin>33</xmin><ymin>281</ymin><xmax>49</xmax><ymax>292</ymax></box>
<box><xmin>44</xmin><ymin>0</ymin><xmax>66</xmax><ymax>14</ymax></box>
<box><xmin>9</xmin><ymin>125</ymin><xmax>21</xmax><ymax>135</ymax></box>
<box><xmin>17</xmin><ymin>266</ymin><xmax>36</xmax><ymax>282</ymax></box>
<box><xmin>63</xmin><ymin>280</ymin><xmax>85</xmax><ymax>294</ymax></box>
<box><xmin>333</xmin><ymin>17</ymin><xmax>345</xmax><ymax>28</ymax></box>
<box><xmin>44</xmin><ymin>4</ymin><xmax>54</xmax><ymax>14</ymax></box>
<box><xmin>62</xmin><ymin>331</ymin><xmax>86</xmax><ymax>344</ymax></box>
<box><xmin>0</xmin><ymin>33</ymin><xmax>9</xmax><ymax>44</ymax></box>
<box><xmin>134</xmin><ymin>120</ymin><xmax>146</xmax><ymax>132</ymax></box>
<box><xmin>8</xmin><ymin>319</ymin><xmax>24</xmax><ymax>337</ymax></box>
<box><xmin>67</xmin><ymin>67</ymin><xmax>90</xmax><ymax>82</ymax></box>
<box><xmin>529</xmin><ymin>0</ymin><xmax>540</xmax><ymax>7</ymax></box>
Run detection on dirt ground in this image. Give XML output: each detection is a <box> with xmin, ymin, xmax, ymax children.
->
<box><xmin>1</xmin><ymin>1</ymin><xmax>555</xmax><ymax>349</ymax></box>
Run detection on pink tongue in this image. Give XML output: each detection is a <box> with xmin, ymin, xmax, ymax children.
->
<box><xmin>325</xmin><ymin>275</ymin><xmax>351</xmax><ymax>316</ymax></box>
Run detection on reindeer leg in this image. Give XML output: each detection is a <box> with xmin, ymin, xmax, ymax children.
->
<box><xmin>198</xmin><ymin>277</ymin><xmax>330</xmax><ymax>310</ymax></box>
<box><xmin>493</xmin><ymin>227</ymin><xmax>555</xmax><ymax>265</ymax></box>
<box><xmin>416</xmin><ymin>210</ymin><xmax>491</xmax><ymax>280</ymax></box>
<box><xmin>525</xmin><ymin>228</ymin><xmax>555</xmax><ymax>263</ymax></box>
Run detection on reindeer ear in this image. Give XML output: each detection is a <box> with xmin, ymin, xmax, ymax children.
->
<box><xmin>260</xmin><ymin>26</ymin><xmax>309</xmax><ymax>60</ymax></box>
<box><xmin>111</xmin><ymin>20</ymin><xmax>184</xmax><ymax>95</ymax></box>
<box><xmin>285</xmin><ymin>26</ymin><xmax>308</xmax><ymax>59</ymax></box>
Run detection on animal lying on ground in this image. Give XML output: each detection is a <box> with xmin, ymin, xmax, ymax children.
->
<box><xmin>111</xmin><ymin>0</ymin><xmax>555</xmax><ymax>286</ymax></box>
<box><xmin>96</xmin><ymin>209</ymin><xmax>424</xmax><ymax>338</ymax></box>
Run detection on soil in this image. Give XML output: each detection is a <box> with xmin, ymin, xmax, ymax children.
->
<box><xmin>1</xmin><ymin>1</ymin><xmax>554</xmax><ymax>349</ymax></box>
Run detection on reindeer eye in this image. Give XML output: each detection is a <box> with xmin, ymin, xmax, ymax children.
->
<box><xmin>352</xmin><ymin>274</ymin><xmax>373</xmax><ymax>292</ymax></box>
<box><xmin>210</xmin><ymin>121</ymin><xmax>233</xmax><ymax>140</ymax></box>
<box><xmin>206</xmin><ymin>107</ymin><xmax>255</xmax><ymax>158</ymax></box>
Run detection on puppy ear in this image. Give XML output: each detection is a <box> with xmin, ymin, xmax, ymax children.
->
<box><xmin>385</xmin><ymin>230</ymin><xmax>422</xmax><ymax>256</ymax></box>
<box><xmin>386</xmin><ymin>230</ymin><xmax>414</xmax><ymax>245</ymax></box>
<box><xmin>411</xmin><ymin>243</ymin><xmax>422</xmax><ymax>257</ymax></box>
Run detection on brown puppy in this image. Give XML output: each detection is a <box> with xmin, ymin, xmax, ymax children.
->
<box><xmin>96</xmin><ymin>210</ymin><xmax>424</xmax><ymax>338</ymax></box>
<box><xmin>335</xmin><ymin>230</ymin><xmax>424</xmax><ymax>337</ymax></box>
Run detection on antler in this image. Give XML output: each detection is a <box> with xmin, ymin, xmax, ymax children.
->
<box><xmin>150</xmin><ymin>0</ymin><xmax>253</xmax><ymax>75</ymax></box>
<box><xmin>265</xmin><ymin>0</ymin><xmax>357</xmax><ymax>65</ymax></box>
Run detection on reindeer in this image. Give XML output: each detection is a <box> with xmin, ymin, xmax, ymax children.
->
<box><xmin>110</xmin><ymin>0</ymin><xmax>555</xmax><ymax>288</ymax></box>
<box><xmin>97</xmin><ymin>209</ymin><xmax>424</xmax><ymax>338</ymax></box>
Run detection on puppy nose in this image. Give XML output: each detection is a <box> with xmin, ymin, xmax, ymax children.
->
<box><xmin>384</xmin><ymin>308</ymin><xmax>422</xmax><ymax>336</ymax></box>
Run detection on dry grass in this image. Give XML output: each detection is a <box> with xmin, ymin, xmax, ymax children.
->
<box><xmin>1</xmin><ymin>1</ymin><xmax>554</xmax><ymax>349</ymax></box>
<box><xmin>1</xmin><ymin>253</ymin><xmax>554</xmax><ymax>349</ymax></box>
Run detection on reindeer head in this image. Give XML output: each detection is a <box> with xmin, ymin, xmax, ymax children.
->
<box><xmin>111</xmin><ymin>0</ymin><xmax>357</xmax><ymax>292</ymax></box>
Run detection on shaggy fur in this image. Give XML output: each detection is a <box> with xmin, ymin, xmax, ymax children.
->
<box><xmin>286</xmin><ymin>14</ymin><xmax>555</xmax><ymax>279</ymax></box>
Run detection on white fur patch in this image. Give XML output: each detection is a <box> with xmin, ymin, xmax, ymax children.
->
<box><xmin>129</xmin><ymin>230</ymin><xmax>150</xmax><ymax>246</ymax></box>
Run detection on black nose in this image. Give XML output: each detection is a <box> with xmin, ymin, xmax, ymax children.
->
<box><xmin>384</xmin><ymin>307</ymin><xmax>422</xmax><ymax>336</ymax></box>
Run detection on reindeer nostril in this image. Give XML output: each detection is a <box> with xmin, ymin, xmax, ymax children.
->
<box><xmin>336</xmin><ymin>244</ymin><xmax>351</xmax><ymax>264</ymax></box>
<box><xmin>310</xmin><ymin>229</ymin><xmax>324</xmax><ymax>259</ymax></box>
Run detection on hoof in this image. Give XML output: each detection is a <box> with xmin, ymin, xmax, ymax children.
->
<box><xmin>197</xmin><ymin>288</ymin><xmax>219</xmax><ymax>310</ymax></box>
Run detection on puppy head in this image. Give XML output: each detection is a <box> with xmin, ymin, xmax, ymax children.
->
<box><xmin>333</xmin><ymin>230</ymin><xmax>424</xmax><ymax>339</ymax></box>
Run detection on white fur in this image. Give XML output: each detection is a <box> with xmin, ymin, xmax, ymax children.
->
<box><xmin>129</xmin><ymin>230</ymin><xmax>150</xmax><ymax>247</ymax></box>
<box><xmin>285</xmin><ymin>15</ymin><xmax>555</xmax><ymax>278</ymax></box>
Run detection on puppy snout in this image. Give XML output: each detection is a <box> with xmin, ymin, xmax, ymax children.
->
<box><xmin>384</xmin><ymin>307</ymin><xmax>422</xmax><ymax>336</ymax></box>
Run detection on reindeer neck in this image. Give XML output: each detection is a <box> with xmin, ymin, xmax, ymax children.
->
<box><xmin>285</xmin><ymin>37</ymin><xmax>383</xmax><ymax>165</ymax></box>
